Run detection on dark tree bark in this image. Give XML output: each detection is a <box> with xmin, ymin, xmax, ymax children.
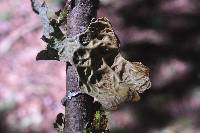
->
<box><xmin>64</xmin><ymin>0</ymin><xmax>99</xmax><ymax>133</ymax></box>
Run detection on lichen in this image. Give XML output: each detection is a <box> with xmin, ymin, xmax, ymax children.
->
<box><xmin>31</xmin><ymin>0</ymin><xmax>69</xmax><ymax>60</ymax></box>
<box><xmin>53</xmin><ymin>113</ymin><xmax>65</xmax><ymax>132</ymax></box>
<box><xmin>74</xmin><ymin>18</ymin><xmax>151</xmax><ymax>110</ymax></box>
<box><xmin>32</xmin><ymin>0</ymin><xmax>151</xmax><ymax>111</ymax></box>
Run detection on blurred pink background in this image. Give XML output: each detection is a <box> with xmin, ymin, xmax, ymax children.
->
<box><xmin>0</xmin><ymin>0</ymin><xmax>200</xmax><ymax>133</ymax></box>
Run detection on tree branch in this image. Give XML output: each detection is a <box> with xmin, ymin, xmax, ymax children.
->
<box><xmin>64</xmin><ymin>0</ymin><xmax>99</xmax><ymax>133</ymax></box>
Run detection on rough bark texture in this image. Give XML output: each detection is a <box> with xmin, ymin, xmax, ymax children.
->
<box><xmin>64</xmin><ymin>0</ymin><xmax>98</xmax><ymax>133</ymax></box>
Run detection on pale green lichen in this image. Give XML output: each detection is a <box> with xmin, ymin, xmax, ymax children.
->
<box><xmin>31</xmin><ymin>0</ymin><xmax>69</xmax><ymax>61</ymax></box>
<box><xmin>31</xmin><ymin>0</ymin><xmax>54</xmax><ymax>38</ymax></box>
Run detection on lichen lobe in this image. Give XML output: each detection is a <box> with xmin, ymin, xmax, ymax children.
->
<box><xmin>73</xmin><ymin>17</ymin><xmax>151</xmax><ymax>110</ymax></box>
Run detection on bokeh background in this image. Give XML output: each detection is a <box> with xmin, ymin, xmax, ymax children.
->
<box><xmin>0</xmin><ymin>0</ymin><xmax>200</xmax><ymax>133</ymax></box>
